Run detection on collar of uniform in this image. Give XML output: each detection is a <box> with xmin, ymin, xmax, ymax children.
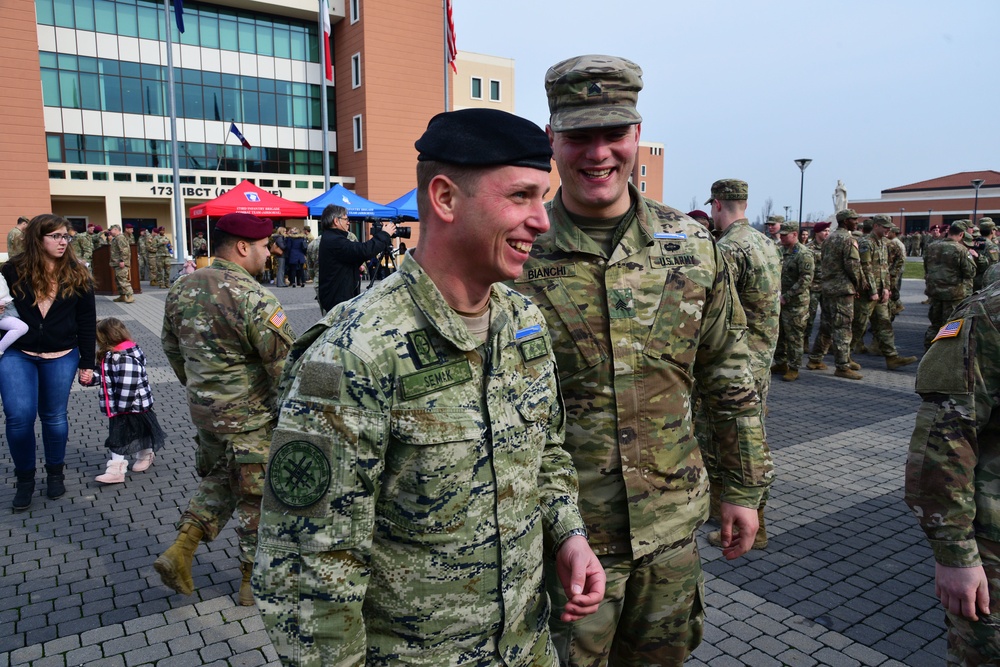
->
<box><xmin>716</xmin><ymin>217</ymin><xmax>750</xmax><ymax>241</ymax></box>
<box><xmin>548</xmin><ymin>182</ymin><xmax>652</xmax><ymax>259</ymax></box>
<box><xmin>209</xmin><ymin>256</ymin><xmax>255</xmax><ymax>280</ymax></box>
<box><xmin>399</xmin><ymin>253</ymin><xmax>507</xmax><ymax>353</ymax></box>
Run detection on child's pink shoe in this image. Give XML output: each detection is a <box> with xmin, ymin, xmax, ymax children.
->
<box><xmin>133</xmin><ymin>450</ymin><xmax>155</xmax><ymax>472</ymax></box>
<box><xmin>96</xmin><ymin>460</ymin><xmax>128</xmax><ymax>484</ymax></box>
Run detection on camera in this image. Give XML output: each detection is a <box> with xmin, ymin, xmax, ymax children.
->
<box><xmin>371</xmin><ymin>220</ymin><xmax>411</xmax><ymax>239</ymax></box>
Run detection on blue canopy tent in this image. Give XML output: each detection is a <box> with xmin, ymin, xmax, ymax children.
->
<box><xmin>386</xmin><ymin>188</ymin><xmax>419</xmax><ymax>220</ymax></box>
<box><xmin>305</xmin><ymin>184</ymin><xmax>397</xmax><ymax>218</ymax></box>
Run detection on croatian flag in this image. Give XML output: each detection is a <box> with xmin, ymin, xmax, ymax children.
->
<box><xmin>230</xmin><ymin>122</ymin><xmax>251</xmax><ymax>150</ymax></box>
<box><xmin>321</xmin><ymin>0</ymin><xmax>333</xmax><ymax>82</ymax></box>
<box><xmin>446</xmin><ymin>0</ymin><xmax>457</xmax><ymax>73</ymax></box>
<box><xmin>174</xmin><ymin>0</ymin><xmax>185</xmax><ymax>33</ymax></box>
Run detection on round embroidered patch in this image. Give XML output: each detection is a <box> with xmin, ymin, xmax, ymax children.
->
<box><xmin>268</xmin><ymin>441</ymin><xmax>331</xmax><ymax>508</ymax></box>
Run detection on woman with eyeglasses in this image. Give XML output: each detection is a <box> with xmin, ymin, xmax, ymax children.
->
<box><xmin>1</xmin><ymin>214</ymin><xmax>96</xmax><ymax>512</ymax></box>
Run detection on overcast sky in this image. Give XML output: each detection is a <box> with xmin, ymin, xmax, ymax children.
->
<box><xmin>452</xmin><ymin>0</ymin><xmax>999</xmax><ymax>221</ymax></box>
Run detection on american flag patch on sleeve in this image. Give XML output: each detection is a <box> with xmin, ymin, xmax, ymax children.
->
<box><xmin>932</xmin><ymin>319</ymin><xmax>963</xmax><ymax>342</ymax></box>
<box><xmin>268</xmin><ymin>309</ymin><xmax>287</xmax><ymax>328</ymax></box>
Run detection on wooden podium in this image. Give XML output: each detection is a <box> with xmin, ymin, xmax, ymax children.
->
<box><xmin>92</xmin><ymin>245</ymin><xmax>142</xmax><ymax>296</ymax></box>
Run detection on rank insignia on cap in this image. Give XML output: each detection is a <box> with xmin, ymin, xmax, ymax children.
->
<box><xmin>268</xmin><ymin>441</ymin><xmax>331</xmax><ymax>508</ymax></box>
<box><xmin>587</xmin><ymin>82</ymin><xmax>601</xmax><ymax>96</ymax></box>
<box><xmin>268</xmin><ymin>309</ymin><xmax>287</xmax><ymax>328</ymax></box>
<box><xmin>932</xmin><ymin>319</ymin><xmax>963</xmax><ymax>342</ymax></box>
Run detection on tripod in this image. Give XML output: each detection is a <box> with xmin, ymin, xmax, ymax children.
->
<box><xmin>367</xmin><ymin>245</ymin><xmax>398</xmax><ymax>289</ymax></box>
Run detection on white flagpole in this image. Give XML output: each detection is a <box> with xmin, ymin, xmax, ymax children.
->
<box><xmin>164</xmin><ymin>0</ymin><xmax>189</xmax><ymax>269</ymax></box>
<box><xmin>217</xmin><ymin>122</ymin><xmax>231</xmax><ymax>171</ymax></box>
<box><xmin>443</xmin><ymin>0</ymin><xmax>449</xmax><ymax>112</ymax></box>
<box><xmin>319</xmin><ymin>0</ymin><xmax>330</xmax><ymax>191</ymax></box>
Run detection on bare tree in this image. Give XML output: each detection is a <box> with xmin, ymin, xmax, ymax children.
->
<box><xmin>760</xmin><ymin>197</ymin><xmax>774</xmax><ymax>223</ymax></box>
<box><xmin>689</xmin><ymin>196</ymin><xmax>698</xmax><ymax>212</ymax></box>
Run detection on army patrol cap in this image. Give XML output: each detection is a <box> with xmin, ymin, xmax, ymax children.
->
<box><xmin>705</xmin><ymin>179</ymin><xmax>748</xmax><ymax>205</ymax></box>
<box><xmin>980</xmin><ymin>218</ymin><xmax>995</xmax><ymax>233</ymax></box>
<box><xmin>836</xmin><ymin>209</ymin><xmax>859</xmax><ymax>223</ymax></box>
<box><xmin>545</xmin><ymin>55</ymin><xmax>643</xmax><ymax>132</ymax></box>
<box><xmin>415</xmin><ymin>108</ymin><xmax>552</xmax><ymax>172</ymax></box>
<box><xmin>766</xmin><ymin>215</ymin><xmax>784</xmax><ymax>225</ymax></box>
<box><xmin>16</xmin><ymin>215</ymin><xmax>29</xmax><ymax>224</ymax></box>
<box><xmin>874</xmin><ymin>215</ymin><xmax>893</xmax><ymax>228</ymax></box>
<box><xmin>216</xmin><ymin>212</ymin><xmax>274</xmax><ymax>240</ymax></box>
<box><xmin>962</xmin><ymin>232</ymin><xmax>977</xmax><ymax>248</ymax></box>
<box><xmin>952</xmin><ymin>219</ymin><xmax>972</xmax><ymax>231</ymax></box>
<box><xmin>813</xmin><ymin>221</ymin><xmax>831</xmax><ymax>234</ymax></box>
<box><xmin>779</xmin><ymin>221</ymin><xmax>799</xmax><ymax>234</ymax></box>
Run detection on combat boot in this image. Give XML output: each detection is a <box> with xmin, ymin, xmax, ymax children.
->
<box><xmin>770</xmin><ymin>363</ymin><xmax>788</xmax><ymax>375</ymax></box>
<box><xmin>782</xmin><ymin>368</ymin><xmax>799</xmax><ymax>382</ymax></box>
<box><xmin>848</xmin><ymin>360</ymin><xmax>862</xmax><ymax>371</ymax></box>
<box><xmin>122</xmin><ymin>295</ymin><xmax>134</xmax><ymax>304</ymax></box>
<box><xmin>11</xmin><ymin>469</ymin><xmax>35</xmax><ymax>512</ymax></box>
<box><xmin>154</xmin><ymin>522</ymin><xmax>204</xmax><ymax>595</ymax></box>
<box><xmin>45</xmin><ymin>464</ymin><xmax>65</xmax><ymax>499</ymax></box>
<box><xmin>113</xmin><ymin>295</ymin><xmax>126</xmax><ymax>302</ymax></box>
<box><xmin>834</xmin><ymin>367</ymin><xmax>863</xmax><ymax>380</ymax></box>
<box><xmin>885</xmin><ymin>355</ymin><xmax>917</xmax><ymax>370</ymax></box>
<box><xmin>238</xmin><ymin>561</ymin><xmax>255</xmax><ymax>606</ymax></box>
<box><xmin>806</xmin><ymin>360</ymin><xmax>828</xmax><ymax>370</ymax></box>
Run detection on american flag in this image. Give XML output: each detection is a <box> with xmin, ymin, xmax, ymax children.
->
<box><xmin>932</xmin><ymin>319</ymin><xmax>963</xmax><ymax>342</ymax></box>
<box><xmin>269</xmin><ymin>309</ymin><xmax>287</xmax><ymax>329</ymax></box>
<box><xmin>446</xmin><ymin>0</ymin><xmax>457</xmax><ymax>73</ymax></box>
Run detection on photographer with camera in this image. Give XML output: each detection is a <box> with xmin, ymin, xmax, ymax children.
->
<box><xmin>317</xmin><ymin>204</ymin><xmax>395</xmax><ymax>314</ymax></box>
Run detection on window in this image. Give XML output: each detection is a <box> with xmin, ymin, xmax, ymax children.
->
<box><xmin>489</xmin><ymin>80</ymin><xmax>500</xmax><ymax>102</ymax></box>
<box><xmin>350</xmin><ymin>0</ymin><xmax>359</xmax><ymax>24</ymax></box>
<box><xmin>353</xmin><ymin>115</ymin><xmax>363</xmax><ymax>151</ymax></box>
<box><xmin>351</xmin><ymin>53</ymin><xmax>361</xmax><ymax>89</ymax></box>
<box><xmin>640</xmin><ymin>165</ymin><xmax>647</xmax><ymax>176</ymax></box>
<box><xmin>470</xmin><ymin>77</ymin><xmax>482</xmax><ymax>99</ymax></box>
<box><xmin>640</xmin><ymin>181</ymin><xmax>646</xmax><ymax>193</ymax></box>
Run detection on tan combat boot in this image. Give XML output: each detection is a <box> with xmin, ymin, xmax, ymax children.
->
<box><xmin>238</xmin><ymin>561</ymin><xmax>255</xmax><ymax>606</ymax></box>
<box><xmin>885</xmin><ymin>355</ymin><xmax>917</xmax><ymax>370</ymax></box>
<box><xmin>782</xmin><ymin>368</ymin><xmax>799</xmax><ymax>382</ymax></box>
<box><xmin>113</xmin><ymin>295</ymin><xmax>126</xmax><ymax>302</ymax></box>
<box><xmin>834</xmin><ymin>367</ymin><xmax>863</xmax><ymax>380</ymax></box>
<box><xmin>123</xmin><ymin>295</ymin><xmax>134</xmax><ymax>304</ymax></box>
<box><xmin>806</xmin><ymin>360</ymin><xmax>828</xmax><ymax>370</ymax></box>
<box><xmin>848</xmin><ymin>360</ymin><xmax>862</xmax><ymax>370</ymax></box>
<box><xmin>154</xmin><ymin>522</ymin><xmax>204</xmax><ymax>595</ymax></box>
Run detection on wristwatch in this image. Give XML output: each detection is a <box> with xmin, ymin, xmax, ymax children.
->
<box><xmin>556</xmin><ymin>527</ymin><xmax>589</xmax><ymax>553</ymax></box>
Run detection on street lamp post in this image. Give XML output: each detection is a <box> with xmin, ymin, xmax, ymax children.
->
<box><xmin>794</xmin><ymin>159</ymin><xmax>812</xmax><ymax>234</ymax></box>
<box><xmin>972</xmin><ymin>178</ymin><xmax>985</xmax><ymax>225</ymax></box>
<box><xmin>784</xmin><ymin>205</ymin><xmax>791</xmax><ymax>222</ymax></box>
<box><xmin>928</xmin><ymin>209</ymin><xmax>932</xmax><ymax>233</ymax></box>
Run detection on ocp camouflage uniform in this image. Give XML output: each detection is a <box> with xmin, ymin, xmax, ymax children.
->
<box><xmin>515</xmin><ymin>184</ymin><xmax>772</xmax><ymax>663</ymax></box>
<box><xmin>804</xmin><ymin>237</ymin><xmax>825</xmax><ymax>352</ymax></box>
<box><xmin>156</xmin><ymin>234</ymin><xmax>173</xmax><ymax>287</ymax></box>
<box><xmin>162</xmin><ymin>258</ymin><xmax>294</xmax><ymax>565</ymax></box>
<box><xmin>109</xmin><ymin>232</ymin><xmax>133</xmax><ymax>299</ymax></box>
<box><xmin>887</xmin><ymin>235</ymin><xmax>906</xmax><ymax>319</ymax></box>
<box><xmin>145</xmin><ymin>235</ymin><xmax>158</xmax><ymax>285</ymax></box>
<box><xmin>906</xmin><ymin>281</ymin><xmax>1000</xmax><ymax>665</ymax></box>
<box><xmin>137</xmin><ymin>233</ymin><xmax>148</xmax><ymax>280</ymax></box>
<box><xmin>851</xmin><ymin>232</ymin><xmax>875</xmax><ymax>352</ymax></box>
<box><xmin>923</xmin><ymin>237</ymin><xmax>976</xmax><ymax>349</ymax></box>
<box><xmin>852</xmin><ymin>232</ymin><xmax>902</xmax><ymax>357</ymax></box>
<box><xmin>254</xmin><ymin>253</ymin><xmax>583</xmax><ymax>667</ymax></box>
<box><xmin>809</xmin><ymin>226</ymin><xmax>862</xmax><ymax>370</ymax></box>
<box><xmin>306</xmin><ymin>235</ymin><xmax>320</xmax><ymax>290</ymax></box>
<box><xmin>192</xmin><ymin>235</ymin><xmax>207</xmax><ymax>257</ymax></box>
<box><xmin>71</xmin><ymin>231</ymin><xmax>93</xmax><ymax>268</ymax></box>
<box><xmin>773</xmin><ymin>241</ymin><xmax>814</xmax><ymax>369</ymax></box>
<box><xmin>6</xmin><ymin>226</ymin><xmax>24</xmax><ymax>257</ymax></box>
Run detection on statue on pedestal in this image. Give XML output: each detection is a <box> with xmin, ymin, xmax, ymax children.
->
<box><xmin>833</xmin><ymin>180</ymin><xmax>848</xmax><ymax>213</ymax></box>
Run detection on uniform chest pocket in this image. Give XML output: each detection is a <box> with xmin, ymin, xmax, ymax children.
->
<box><xmin>525</xmin><ymin>280</ymin><xmax>604</xmax><ymax>378</ymax></box>
<box><xmin>643</xmin><ymin>267</ymin><xmax>713</xmax><ymax>373</ymax></box>
<box><xmin>380</xmin><ymin>409</ymin><xmax>482</xmax><ymax>538</ymax></box>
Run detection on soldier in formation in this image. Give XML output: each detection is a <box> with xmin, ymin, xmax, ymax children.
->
<box><xmin>108</xmin><ymin>225</ymin><xmax>133</xmax><ymax>304</ymax></box>
<box><xmin>973</xmin><ymin>217</ymin><xmax>999</xmax><ymax>292</ymax></box>
<box><xmin>7</xmin><ymin>215</ymin><xmax>27</xmax><ymax>258</ymax></box>
<box><xmin>923</xmin><ymin>222</ymin><xmax>977</xmax><ymax>349</ymax></box>
<box><xmin>70</xmin><ymin>225</ymin><xmax>93</xmax><ymax>269</ymax></box>
<box><xmin>145</xmin><ymin>229</ymin><xmax>159</xmax><ymax>286</ymax></box>
<box><xmin>254</xmin><ymin>108</ymin><xmax>604</xmax><ymax>666</ymax></box>
<box><xmin>155</xmin><ymin>212</ymin><xmax>294</xmax><ymax>607</ymax></box>
<box><xmin>514</xmin><ymin>55</ymin><xmax>771</xmax><ymax>665</ymax></box>
<box><xmin>155</xmin><ymin>227</ymin><xmax>173</xmax><ymax>287</ymax></box>
<box><xmin>703</xmin><ymin>178</ymin><xmax>779</xmax><ymax>551</ymax></box>
<box><xmin>137</xmin><ymin>228</ymin><xmax>149</xmax><ymax>280</ymax></box>
<box><xmin>772</xmin><ymin>220</ymin><xmax>815</xmax><ymax>382</ymax></box>
<box><xmin>885</xmin><ymin>222</ymin><xmax>906</xmax><ymax>320</ymax></box>
<box><xmin>803</xmin><ymin>221</ymin><xmax>831</xmax><ymax>352</ymax></box>
<box><xmin>764</xmin><ymin>214</ymin><xmax>783</xmax><ymax>245</ymax></box>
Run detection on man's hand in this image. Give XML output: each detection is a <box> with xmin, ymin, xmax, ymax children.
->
<box><xmin>555</xmin><ymin>535</ymin><xmax>605</xmax><ymax>622</ymax></box>
<box><xmin>718</xmin><ymin>502</ymin><xmax>759</xmax><ymax>560</ymax></box>
<box><xmin>78</xmin><ymin>369</ymin><xmax>94</xmax><ymax>386</ymax></box>
<box><xmin>870</xmin><ymin>293</ymin><xmax>879</xmax><ymax>302</ymax></box>
<box><xmin>936</xmin><ymin>563</ymin><xmax>990</xmax><ymax>621</ymax></box>
<box><xmin>881</xmin><ymin>288</ymin><xmax>890</xmax><ymax>304</ymax></box>
<box><xmin>382</xmin><ymin>222</ymin><xmax>397</xmax><ymax>237</ymax></box>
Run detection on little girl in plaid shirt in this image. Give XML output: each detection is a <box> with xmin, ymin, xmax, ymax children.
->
<box><xmin>92</xmin><ymin>318</ymin><xmax>165</xmax><ymax>484</ymax></box>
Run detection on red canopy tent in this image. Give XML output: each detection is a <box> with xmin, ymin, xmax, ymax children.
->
<box><xmin>188</xmin><ymin>180</ymin><xmax>307</xmax><ymax>261</ymax></box>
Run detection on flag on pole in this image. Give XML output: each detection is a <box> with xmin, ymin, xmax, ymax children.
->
<box><xmin>230</xmin><ymin>122</ymin><xmax>252</xmax><ymax>150</ymax></box>
<box><xmin>321</xmin><ymin>0</ymin><xmax>333</xmax><ymax>82</ymax></box>
<box><xmin>446</xmin><ymin>0</ymin><xmax>457</xmax><ymax>73</ymax></box>
<box><xmin>174</xmin><ymin>0</ymin><xmax>185</xmax><ymax>33</ymax></box>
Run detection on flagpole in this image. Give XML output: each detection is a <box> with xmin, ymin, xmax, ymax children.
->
<box><xmin>319</xmin><ymin>0</ymin><xmax>330</xmax><ymax>191</ymax></box>
<box><xmin>164</xmin><ymin>0</ymin><xmax>188</xmax><ymax>272</ymax></box>
<box><xmin>217</xmin><ymin>122</ymin><xmax>231</xmax><ymax>171</ymax></box>
<box><xmin>442</xmin><ymin>0</ymin><xmax>449</xmax><ymax>112</ymax></box>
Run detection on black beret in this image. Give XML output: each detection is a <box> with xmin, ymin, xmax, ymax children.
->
<box><xmin>216</xmin><ymin>213</ymin><xmax>273</xmax><ymax>240</ymax></box>
<box><xmin>415</xmin><ymin>108</ymin><xmax>552</xmax><ymax>171</ymax></box>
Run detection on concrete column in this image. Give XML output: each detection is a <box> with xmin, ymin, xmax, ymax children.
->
<box><xmin>104</xmin><ymin>193</ymin><xmax>123</xmax><ymax>230</ymax></box>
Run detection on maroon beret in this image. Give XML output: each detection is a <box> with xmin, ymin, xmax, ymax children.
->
<box><xmin>92</xmin><ymin>225</ymin><xmax>103</xmax><ymax>233</ymax></box>
<box><xmin>686</xmin><ymin>209</ymin><xmax>710</xmax><ymax>220</ymax></box>
<box><xmin>216</xmin><ymin>213</ymin><xmax>274</xmax><ymax>240</ymax></box>
<box><xmin>813</xmin><ymin>222</ymin><xmax>831</xmax><ymax>233</ymax></box>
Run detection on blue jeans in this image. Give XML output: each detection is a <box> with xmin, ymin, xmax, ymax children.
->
<box><xmin>0</xmin><ymin>348</ymin><xmax>80</xmax><ymax>471</ymax></box>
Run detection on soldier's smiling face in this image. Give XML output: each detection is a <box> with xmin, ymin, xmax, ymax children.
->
<box><xmin>548</xmin><ymin>123</ymin><xmax>640</xmax><ymax>219</ymax></box>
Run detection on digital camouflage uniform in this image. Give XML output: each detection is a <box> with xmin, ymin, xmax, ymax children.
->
<box><xmin>804</xmin><ymin>236</ymin><xmax>825</xmax><ymax>352</ymax></box>
<box><xmin>6</xmin><ymin>226</ymin><xmax>24</xmax><ymax>257</ymax></box>
<box><xmin>773</xmin><ymin>240</ymin><xmax>815</xmax><ymax>368</ymax></box>
<box><xmin>923</xmin><ymin>237</ymin><xmax>976</xmax><ymax>349</ymax></box>
<box><xmin>156</xmin><ymin>233</ymin><xmax>173</xmax><ymax>287</ymax></box>
<box><xmin>162</xmin><ymin>258</ymin><xmax>294</xmax><ymax>564</ymax></box>
<box><xmin>852</xmin><ymin>228</ymin><xmax>901</xmax><ymax>357</ymax></box>
<box><xmin>109</xmin><ymin>232</ymin><xmax>133</xmax><ymax>299</ymax></box>
<box><xmin>809</xmin><ymin>225</ymin><xmax>862</xmax><ymax>370</ymax></box>
<box><xmin>254</xmin><ymin>253</ymin><xmax>584</xmax><ymax>667</ymax></box>
<box><xmin>71</xmin><ymin>231</ymin><xmax>93</xmax><ymax>268</ymax></box>
<box><xmin>906</xmin><ymin>282</ymin><xmax>1000</xmax><ymax>664</ymax></box>
<box><xmin>515</xmin><ymin>184</ymin><xmax>772</xmax><ymax>665</ymax></box>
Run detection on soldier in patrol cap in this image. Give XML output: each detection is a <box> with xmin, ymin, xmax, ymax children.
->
<box><xmin>514</xmin><ymin>54</ymin><xmax>772</xmax><ymax>665</ymax></box>
<box><xmin>765</xmin><ymin>214</ymin><xmax>784</xmax><ymax>245</ymax></box>
<box><xmin>156</xmin><ymin>212</ymin><xmax>294</xmax><ymax>607</ymax></box>
<box><xmin>254</xmin><ymin>108</ymin><xmax>604</xmax><ymax>667</ymax></box>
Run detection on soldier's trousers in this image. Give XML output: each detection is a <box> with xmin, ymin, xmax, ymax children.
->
<box><xmin>181</xmin><ymin>426</ymin><xmax>269</xmax><ymax>564</ymax></box>
<box><xmin>925</xmin><ymin>298</ymin><xmax>963</xmax><ymax>349</ymax></box>
<box><xmin>158</xmin><ymin>258</ymin><xmax>172</xmax><ymax>287</ymax></box>
<box><xmin>852</xmin><ymin>296</ymin><xmax>872</xmax><ymax>348</ymax></box>
<box><xmin>804</xmin><ymin>291</ymin><xmax>821</xmax><ymax>351</ymax></box>
<box><xmin>852</xmin><ymin>298</ymin><xmax>898</xmax><ymax>356</ymax></box>
<box><xmin>809</xmin><ymin>294</ymin><xmax>854</xmax><ymax>369</ymax></box>
<box><xmin>774</xmin><ymin>301</ymin><xmax>809</xmax><ymax>367</ymax></box>
<box><xmin>138</xmin><ymin>253</ymin><xmax>147</xmax><ymax>280</ymax></box>
<box><xmin>945</xmin><ymin>538</ymin><xmax>1000</xmax><ymax>666</ymax></box>
<box><xmin>546</xmin><ymin>536</ymin><xmax>704</xmax><ymax>667</ymax></box>
<box><xmin>113</xmin><ymin>266</ymin><xmax>133</xmax><ymax>298</ymax></box>
<box><xmin>147</xmin><ymin>255</ymin><xmax>159</xmax><ymax>283</ymax></box>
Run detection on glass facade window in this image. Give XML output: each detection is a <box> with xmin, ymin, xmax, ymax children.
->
<box><xmin>351</xmin><ymin>53</ymin><xmax>361</xmax><ymax>88</ymax></box>
<box><xmin>470</xmin><ymin>77</ymin><xmax>482</xmax><ymax>99</ymax></box>
<box><xmin>489</xmin><ymin>79</ymin><xmax>500</xmax><ymax>102</ymax></box>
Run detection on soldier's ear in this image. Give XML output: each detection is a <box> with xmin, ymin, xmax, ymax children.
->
<box><xmin>427</xmin><ymin>175</ymin><xmax>458</xmax><ymax>224</ymax></box>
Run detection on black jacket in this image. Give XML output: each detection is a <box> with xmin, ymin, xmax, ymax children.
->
<box><xmin>1</xmin><ymin>262</ymin><xmax>96</xmax><ymax>369</ymax></box>
<box><xmin>318</xmin><ymin>228</ymin><xmax>392</xmax><ymax>312</ymax></box>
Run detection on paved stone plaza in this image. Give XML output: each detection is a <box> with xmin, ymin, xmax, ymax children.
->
<box><xmin>0</xmin><ymin>276</ymin><xmax>944</xmax><ymax>666</ymax></box>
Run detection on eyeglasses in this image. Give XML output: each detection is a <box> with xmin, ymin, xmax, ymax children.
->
<box><xmin>44</xmin><ymin>233</ymin><xmax>72</xmax><ymax>242</ymax></box>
